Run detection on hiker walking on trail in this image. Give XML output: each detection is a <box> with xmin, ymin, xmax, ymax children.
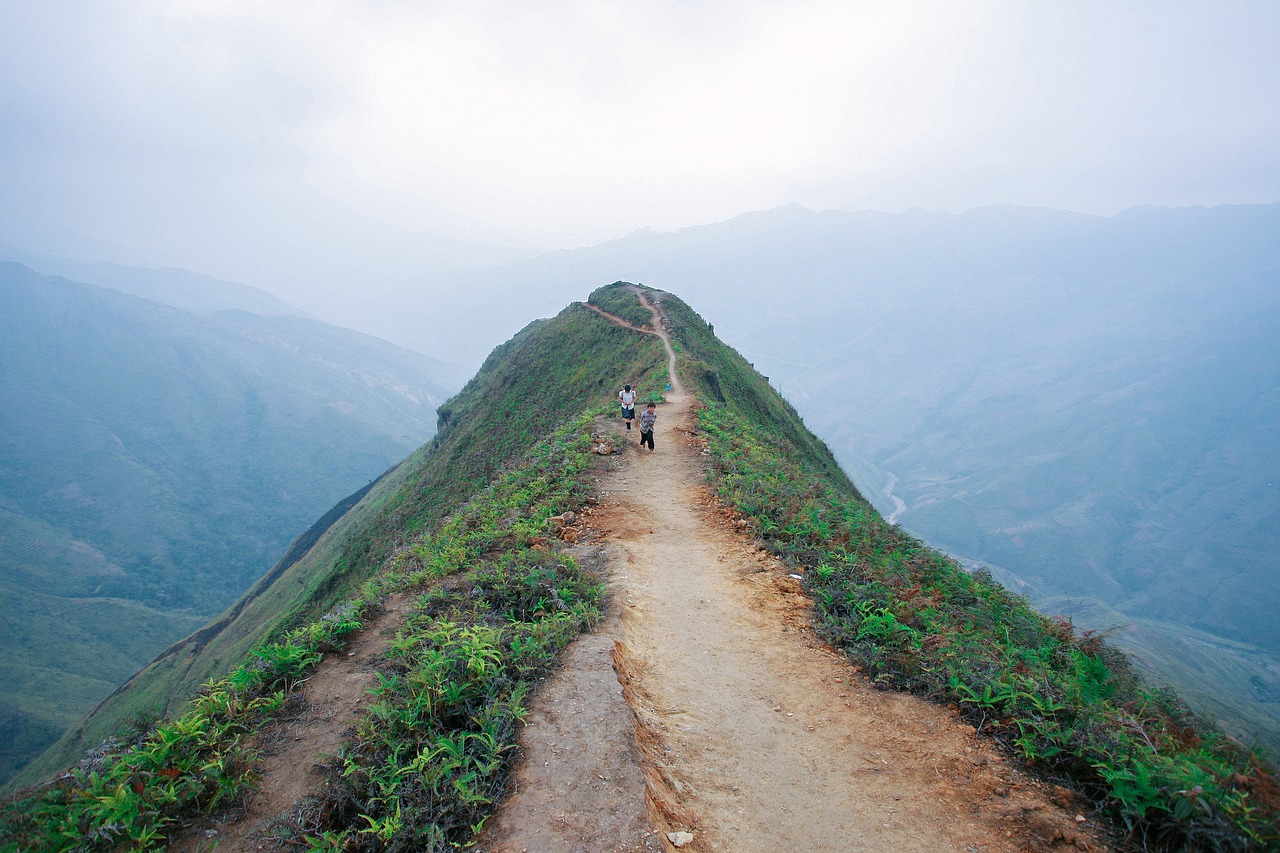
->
<box><xmin>619</xmin><ymin>384</ymin><xmax>638</xmax><ymax>431</ymax></box>
<box><xmin>638</xmin><ymin>403</ymin><xmax>657</xmax><ymax>452</ymax></box>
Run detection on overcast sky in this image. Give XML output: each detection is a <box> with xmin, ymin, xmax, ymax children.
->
<box><xmin>1</xmin><ymin>1</ymin><xmax>1277</xmax><ymax>308</ymax></box>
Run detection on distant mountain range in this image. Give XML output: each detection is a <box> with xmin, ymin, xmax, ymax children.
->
<box><xmin>0</xmin><ymin>247</ymin><xmax>310</xmax><ymax>318</ymax></box>
<box><xmin>378</xmin><ymin>202</ymin><xmax>1280</xmax><ymax>748</ymax></box>
<box><xmin>0</xmin><ymin>261</ymin><xmax>462</xmax><ymax>784</ymax></box>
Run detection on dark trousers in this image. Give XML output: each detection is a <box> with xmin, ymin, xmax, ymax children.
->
<box><xmin>640</xmin><ymin>429</ymin><xmax>654</xmax><ymax>450</ymax></box>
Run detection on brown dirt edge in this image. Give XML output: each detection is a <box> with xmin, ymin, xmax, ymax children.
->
<box><xmin>612</xmin><ymin>641</ymin><xmax>699</xmax><ymax>850</ymax></box>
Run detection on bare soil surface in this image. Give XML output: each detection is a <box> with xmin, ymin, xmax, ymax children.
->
<box><xmin>482</xmin><ymin>291</ymin><xmax>1106</xmax><ymax>852</ymax></box>
<box><xmin>472</xmin><ymin>575</ymin><xmax>662</xmax><ymax>853</ymax></box>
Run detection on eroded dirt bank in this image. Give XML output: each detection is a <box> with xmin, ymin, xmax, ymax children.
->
<box><xmin>172</xmin><ymin>595</ymin><xmax>414</xmax><ymax>852</ymax></box>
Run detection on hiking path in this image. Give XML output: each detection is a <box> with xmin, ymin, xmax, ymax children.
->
<box><xmin>478</xmin><ymin>289</ymin><xmax>1102</xmax><ymax>852</ymax></box>
<box><xmin>176</xmin><ymin>288</ymin><xmax>1102</xmax><ymax>852</ymax></box>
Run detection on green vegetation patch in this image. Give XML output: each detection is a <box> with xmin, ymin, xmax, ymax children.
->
<box><xmin>587</xmin><ymin>281</ymin><xmax>655</xmax><ymax>330</ymax></box>
<box><xmin>2</xmin><ymin>293</ymin><xmax>665</xmax><ymax>850</ymax></box>
<box><xmin>657</xmin><ymin>291</ymin><xmax>847</xmax><ymax>485</ymax></box>
<box><xmin>328</xmin><ymin>302</ymin><xmax>666</xmax><ymax>609</ymax></box>
<box><xmin>695</xmin><ymin>401</ymin><xmax>1280</xmax><ymax>850</ymax></box>
<box><xmin>300</xmin><ymin>418</ymin><xmax>605</xmax><ymax>849</ymax></box>
<box><xmin>0</xmin><ymin>604</ymin><xmax>360</xmax><ymax>851</ymax></box>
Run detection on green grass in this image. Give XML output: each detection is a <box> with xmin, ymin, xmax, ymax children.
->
<box><xmin>1</xmin><ymin>296</ymin><xmax>666</xmax><ymax>850</ymax></box>
<box><xmin>0</xmin><ymin>572</ymin><xmax>386</xmax><ymax>850</ymax></box>
<box><xmin>682</xmin><ymin>362</ymin><xmax>1280</xmax><ymax>849</ymax></box>
<box><xmin>587</xmin><ymin>282</ymin><xmax>655</xmax><ymax>329</ymax></box>
<box><xmin>286</xmin><ymin>415</ymin><xmax>607</xmax><ymax>849</ymax></box>
<box><xmin>1034</xmin><ymin>593</ymin><xmax>1280</xmax><ymax>759</ymax></box>
<box><xmin>656</xmin><ymin>290</ymin><xmax>848</xmax><ymax>485</ymax></box>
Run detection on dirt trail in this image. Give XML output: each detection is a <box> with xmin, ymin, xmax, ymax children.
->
<box><xmin>173</xmin><ymin>290</ymin><xmax>1101</xmax><ymax>851</ymax></box>
<box><xmin>483</xmin><ymin>290</ymin><xmax>1102</xmax><ymax>852</ymax></box>
<box><xmin>171</xmin><ymin>595</ymin><xmax>415</xmax><ymax>852</ymax></box>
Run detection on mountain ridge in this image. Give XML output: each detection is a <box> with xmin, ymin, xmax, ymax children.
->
<box><xmin>4</xmin><ymin>284</ymin><xmax>1274</xmax><ymax>850</ymax></box>
<box><xmin>371</xmin><ymin>203</ymin><xmax>1280</xmax><ymax>751</ymax></box>
<box><xmin>0</xmin><ymin>248</ymin><xmax>310</xmax><ymax>319</ymax></box>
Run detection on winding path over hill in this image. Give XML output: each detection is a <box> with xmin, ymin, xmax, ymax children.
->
<box><xmin>479</xmin><ymin>290</ymin><xmax>1101</xmax><ymax>851</ymax></box>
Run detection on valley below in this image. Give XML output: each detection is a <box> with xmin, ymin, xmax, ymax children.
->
<box><xmin>0</xmin><ymin>261</ymin><xmax>460</xmax><ymax>787</ymax></box>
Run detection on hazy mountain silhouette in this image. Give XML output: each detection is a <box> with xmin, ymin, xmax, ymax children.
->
<box><xmin>0</xmin><ymin>247</ymin><xmax>310</xmax><ymax>319</ymax></box>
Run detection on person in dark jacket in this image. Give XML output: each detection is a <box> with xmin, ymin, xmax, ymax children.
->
<box><xmin>638</xmin><ymin>403</ymin><xmax>657</xmax><ymax>452</ymax></box>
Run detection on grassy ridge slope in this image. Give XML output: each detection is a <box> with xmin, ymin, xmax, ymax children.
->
<box><xmin>9</xmin><ymin>285</ymin><xmax>1275</xmax><ymax>850</ymax></box>
<box><xmin>3</xmin><ymin>295</ymin><xmax>667</xmax><ymax>850</ymax></box>
<box><xmin>12</xmin><ymin>302</ymin><xmax>666</xmax><ymax>791</ymax></box>
<box><xmin>657</xmin><ymin>289</ymin><xmax>847</xmax><ymax>486</ymax></box>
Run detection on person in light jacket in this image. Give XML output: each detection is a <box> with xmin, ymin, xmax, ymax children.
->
<box><xmin>619</xmin><ymin>384</ymin><xmax>638</xmax><ymax>431</ymax></box>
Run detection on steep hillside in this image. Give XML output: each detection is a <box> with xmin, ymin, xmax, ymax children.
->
<box><xmin>3</xmin><ymin>286</ymin><xmax>1274</xmax><ymax>851</ymax></box>
<box><xmin>11</xmin><ymin>296</ymin><xmax>668</xmax><ymax>791</ymax></box>
<box><xmin>0</xmin><ymin>263</ymin><xmax>458</xmax><ymax>786</ymax></box>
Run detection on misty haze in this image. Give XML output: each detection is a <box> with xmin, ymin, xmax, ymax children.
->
<box><xmin>2</xmin><ymin>2</ymin><xmax>1278</xmax><ymax>849</ymax></box>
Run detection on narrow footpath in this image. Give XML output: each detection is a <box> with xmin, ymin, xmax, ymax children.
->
<box><xmin>480</xmin><ymin>291</ymin><xmax>1100</xmax><ymax>852</ymax></box>
<box><xmin>174</xmin><ymin>290</ymin><xmax>1101</xmax><ymax>852</ymax></box>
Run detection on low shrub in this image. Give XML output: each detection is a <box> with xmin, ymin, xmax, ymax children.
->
<box><xmin>270</xmin><ymin>412</ymin><xmax>606</xmax><ymax>851</ymax></box>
